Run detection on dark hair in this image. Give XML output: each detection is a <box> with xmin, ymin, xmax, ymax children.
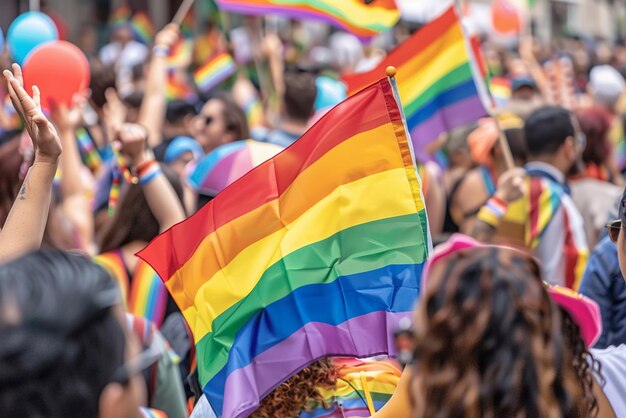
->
<box><xmin>89</xmin><ymin>60</ymin><xmax>117</xmax><ymax>110</ymax></box>
<box><xmin>283</xmin><ymin>72</ymin><xmax>317</xmax><ymax>122</ymax></box>
<box><xmin>122</xmin><ymin>91</ymin><xmax>144</xmax><ymax>111</ymax></box>
<box><xmin>99</xmin><ymin>164</ymin><xmax>184</xmax><ymax>253</ymax></box>
<box><xmin>213</xmin><ymin>93</ymin><xmax>250</xmax><ymax>141</ymax></box>
<box><xmin>504</xmin><ymin>127</ymin><xmax>528</xmax><ymax>164</ymax></box>
<box><xmin>576</xmin><ymin>107</ymin><xmax>612</xmax><ymax>165</ymax></box>
<box><xmin>412</xmin><ymin>247</ymin><xmax>587</xmax><ymax>418</ymax></box>
<box><xmin>0</xmin><ymin>137</ymin><xmax>23</xmax><ymax>226</ymax></box>
<box><xmin>525</xmin><ymin>106</ymin><xmax>575</xmax><ymax>157</ymax></box>
<box><xmin>0</xmin><ymin>250</ymin><xmax>125</xmax><ymax>418</ymax></box>
<box><xmin>166</xmin><ymin>101</ymin><xmax>198</xmax><ymax>124</ymax></box>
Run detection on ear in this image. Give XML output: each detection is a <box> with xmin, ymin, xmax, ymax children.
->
<box><xmin>563</xmin><ymin>136</ymin><xmax>577</xmax><ymax>159</ymax></box>
<box><xmin>98</xmin><ymin>383</ymin><xmax>125</xmax><ymax>418</ymax></box>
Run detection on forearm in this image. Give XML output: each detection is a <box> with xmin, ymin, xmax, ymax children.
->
<box><xmin>59</xmin><ymin>129</ymin><xmax>91</xmax><ymax>198</ymax></box>
<box><xmin>138</xmin><ymin>54</ymin><xmax>167</xmax><ymax>148</ymax></box>
<box><xmin>469</xmin><ymin>196</ymin><xmax>508</xmax><ymax>243</ymax></box>
<box><xmin>0</xmin><ymin>161</ymin><xmax>57</xmax><ymax>260</ymax></box>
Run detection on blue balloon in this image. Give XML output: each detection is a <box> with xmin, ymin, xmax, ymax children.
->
<box><xmin>315</xmin><ymin>76</ymin><xmax>347</xmax><ymax>112</ymax></box>
<box><xmin>7</xmin><ymin>12</ymin><xmax>58</xmax><ymax>65</ymax></box>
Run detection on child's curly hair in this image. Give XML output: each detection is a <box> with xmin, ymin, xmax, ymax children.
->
<box><xmin>251</xmin><ymin>358</ymin><xmax>337</xmax><ymax>418</ymax></box>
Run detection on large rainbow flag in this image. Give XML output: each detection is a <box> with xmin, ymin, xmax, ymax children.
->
<box><xmin>214</xmin><ymin>0</ymin><xmax>399</xmax><ymax>39</ymax></box>
<box><xmin>139</xmin><ymin>78</ymin><xmax>430</xmax><ymax>417</ymax></box>
<box><xmin>343</xmin><ymin>7</ymin><xmax>489</xmax><ymax>162</ymax></box>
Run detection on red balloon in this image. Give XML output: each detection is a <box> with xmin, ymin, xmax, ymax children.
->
<box><xmin>23</xmin><ymin>40</ymin><xmax>90</xmax><ymax>110</ymax></box>
<box><xmin>491</xmin><ymin>0</ymin><xmax>522</xmax><ymax>34</ymax></box>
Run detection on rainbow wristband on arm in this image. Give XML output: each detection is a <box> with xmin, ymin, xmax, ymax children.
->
<box><xmin>137</xmin><ymin>160</ymin><xmax>162</xmax><ymax>186</ymax></box>
<box><xmin>477</xmin><ymin>195</ymin><xmax>508</xmax><ymax>227</ymax></box>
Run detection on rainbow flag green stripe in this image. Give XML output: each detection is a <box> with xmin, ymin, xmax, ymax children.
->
<box><xmin>215</xmin><ymin>0</ymin><xmax>399</xmax><ymax>39</ymax></box>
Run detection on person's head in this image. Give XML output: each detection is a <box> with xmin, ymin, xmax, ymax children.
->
<box><xmin>412</xmin><ymin>240</ymin><xmax>588</xmax><ymax>418</ymax></box>
<box><xmin>524</xmin><ymin>106</ymin><xmax>585</xmax><ymax>175</ymax></box>
<box><xmin>444</xmin><ymin>124</ymin><xmax>475</xmax><ymax>170</ymax></box>
<box><xmin>164</xmin><ymin>136</ymin><xmax>203</xmax><ymax>177</ymax></box>
<box><xmin>612</xmin><ymin>188</ymin><xmax>626</xmax><ymax>276</ymax></box>
<box><xmin>165</xmin><ymin>100</ymin><xmax>198</xmax><ymax>137</ymax></box>
<box><xmin>510</xmin><ymin>76</ymin><xmax>539</xmax><ymax>102</ymax></box>
<box><xmin>589</xmin><ymin>65</ymin><xmax>625</xmax><ymax>111</ymax></box>
<box><xmin>98</xmin><ymin>165</ymin><xmax>184</xmax><ymax>253</ymax></box>
<box><xmin>0</xmin><ymin>250</ymin><xmax>149</xmax><ymax>418</ymax></box>
<box><xmin>250</xmin><ymin>359</ymin><xmax>336</xmax><ymax>418</ymax></box>
<box><xmin>121</xmin><ymin>92</ymin><xmax>144</xmax><ymax>124</ymax></box>
<box><xmin>89</xmin><ymin>61</ymin><xmax>117</xmax><ymax>113</ymax></box>
<box><xmin>282</xmin><ymin>71</ymin><xmax>317</xmax><ymax>125</ymax></box>
<box><xmin>112</xmin><ymin>24</ymin><xmax>134</xmax><ymax>45</ymax></box>
<box><xmin>192</xmin><ymin>94</ymin><xmax>249</xmax><ymax>153</ymax></box>
<box><xmin>575</xmin><ymin>106</ymin><xmax>612</xmax><ymax>166</ymax></box>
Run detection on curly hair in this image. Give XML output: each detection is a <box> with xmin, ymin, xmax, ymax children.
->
<box><xmin>251</xmin><ymin>359</ymin><xmax>337</xmax><ymax>418</ymax></box>
<box><xmin>411</xmin><ymin>247</ymin><xmax>587</xmax><ymax>418</ymax></box>
<box><xmin>559</xmin><ymin>307</ymin><xmax>602</xmax><ymax>418</ymax></box>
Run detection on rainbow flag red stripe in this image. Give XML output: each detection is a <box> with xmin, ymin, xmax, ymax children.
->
<box><xmin>193</xmin><ymin>53</ymin><xmax>237</xmax><ymax>92</ymax></box>
<box><xmin>215</xmin><ymin>0</ymin><xmax>399</xmax><ymax>39</ymax></box>
<box><xmin>166</xmin><ymin>71</ymin><xmax>196</xmax><ymax>101</ymax></box>
<box><xmin>139</xmin><ymin>79</ymin><xmax>429</xmax><ymax>418</ymax></box>
<box><xmin>343</xmin><ymin>7</ymin><xmax>489</xmax><ymax>162</ymax></box>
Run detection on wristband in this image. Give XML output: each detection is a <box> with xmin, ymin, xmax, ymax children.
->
<box><xmin>136</xmin><ymin>159</ymin><xmax>158</xmax><ymax>176</ymax></box>
<box><xmin>152</xmin><ymin>45</ymin><xmax>169</xmax><ymax>57</ymax></box>
<box><xmin>477</xmin><ymin>196</ymin><xmax>509</xmax><ymax>227</ymax></box>
<box><xmin>139</xmin><ymin>163</ymin><xmax>162</xmax><ymax>186</ymax></box>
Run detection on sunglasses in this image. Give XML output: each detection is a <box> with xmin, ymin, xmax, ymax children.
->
<box><xmin>203</xmin><ymin>116</ymin><xmax>214</xmax><ymax>126</ymax></box>
<box><xmin>606</xmin><ymin>219</ymin><xmax>622</xmax><ymax>244</ymax></box>
<box><xmin>110</xmin><ymin>343</ymin><xmax>161</xmax><ymax>385</ymax></box>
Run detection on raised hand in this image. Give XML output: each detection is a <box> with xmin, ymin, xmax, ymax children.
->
<box><xmin>154</xmin><ymin>23</ymin><xmax>180</xmax><ymax>50</ymax></box>
<box><xmin>3</xmin><ymin>63</ymin><xmax>61</xmax><ymax>165</ymax></box>
<box><xmin>115</xmin><ymin>123</ymin><xmax>149</xmax><ymax>166</ymax></box>
<box><xmin>50</xmin><ymin>94</ymin><xmax>87</xmax><ymax>134</ymax></box>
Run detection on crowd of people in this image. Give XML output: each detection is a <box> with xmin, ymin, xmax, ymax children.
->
<box><xmin>2</xmin><ymin>3</ymin><xmax>626</xmax><ymax>418</ymax></box>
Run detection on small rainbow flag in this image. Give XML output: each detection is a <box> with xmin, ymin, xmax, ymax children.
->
<box><xmin>139</xmin><ymin>78</ymin><xmax>430</xmax><ymax>418</ymax></box>
<box><xmin>489</xmin><ymin>76</ymin><xmax>511</xmax><ymax>107</ymax></box>
<box><xmin>166</xmin><ymin>71</ymin><xmax>196</xmax><ymax>102</ymax></box>
<box><xmin>167</xmin><ymin>39</ymin><xmax>194</xmax><ymax>69</ymax></box>
<box><xmin>139</xmin><ymin>408</ymin><xmax>168</xmax><ymax>418</ymax></box>
<box><xmin>180</xmin><ymin>8</ymin><xmax>196</xmax><ymax>38</ymax></box>
<box><xmin>131</xmin><ymin>11</ymin><xmax>155</xmax><ymax>44</ymax></box>
<box><xmin>110</xmin><ymin>3</ymin><xmax>132</xmax><ymax>25</ymax></box>
<box><xmin>193</xmin><ymin>53</ymin><xmax>237</xmax><ymax>93</ymax></box>
<box><xmin>214</xmin><ymin>0</ymin><xmax>399</xmax><ymax>39</ymax></box>
<box><xmin>301</xmin><ymin>358</ymin><xmax>401</xmax><ymax>418</ymax></box>
<box><xmin>343</xmin><ymin>6</ymin><xmax>489</xmax><ymax>162</ymax></box>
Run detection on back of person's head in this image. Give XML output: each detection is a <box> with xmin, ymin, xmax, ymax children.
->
<box><xmin>89</xmin><ymin>60</ymin><xmax>117</xmax><ymax>111</ymax></box>
<box><xmin>589</xmin><ymin>65</ymin><xmax>625</xmax><ymax>109</ymax></box>
<box><xmin>0</xmin><ymin>250</ymin><xmax>125</xmax><ymax>418</ymax></box>
<box><xmin>166</xmin><ymin>101</ymin><xmax>198</xmax><ymax>126</ymax></box>
<box><xmin>412</xmin><ymin>245</ymin><xmax>586</xmax><ymax>418</ymax></box>
<box><xmin>504</xmin><ymin>127</ymin><xmax>528</xmax><ymax>165</ymax></box>
<box><xmin>525</xmin><ymin>106</ymin><xmax>575</xmax><ymax>158</ymax></box>
<box><xmin>214</xmin><ymin>93</ymin><xmax>250</xmax><ymax>141</ymax></box>
<box><xmin>99</xmin><ymin>165</ymin><xmax>184</xmax><ymax>253</ymax></box>
<box><xmin>576</xmin><ymin>106</ymin><xmax>612</xmax><ymax>166</ymax></box>
<box><xmin>283</xmin><ymin>72</ymin><xmax>317</xmax><ymax>123</ymax></box>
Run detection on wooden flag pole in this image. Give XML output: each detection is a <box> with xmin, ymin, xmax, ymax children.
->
<box><xmin>172</xmin><ymin>0</ymin><xmax>196</xmax><ymax>25</ymax></box>
<box><xmin>492</xmin><ymin>111</ymin><xmax>516</xmax><ymax>170</ymax></box>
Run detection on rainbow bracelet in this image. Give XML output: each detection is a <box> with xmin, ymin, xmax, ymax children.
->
<box><xmin>477</xmin><ymin>196</ymin><xmax>508</xmax><ymax>227</ymax></box>
<box><xmin>139</xmin><ymin>162</ymin><xmax>162</xmax><ymax>186</ymax></box>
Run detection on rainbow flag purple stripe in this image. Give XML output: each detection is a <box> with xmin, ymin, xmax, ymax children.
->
<box><xmin>193</xmin><ymin>53</ymin><xmax>237</xmax><ymax>93</ymax></box>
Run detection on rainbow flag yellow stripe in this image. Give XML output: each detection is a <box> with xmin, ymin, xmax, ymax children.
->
<box><xmin>193</xmin><ymin>53</ymin><xmax>237</xmax><ymax>92</ymax></box>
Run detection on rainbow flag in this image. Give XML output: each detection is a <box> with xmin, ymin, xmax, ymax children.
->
<box><xmin>301</xmin><ymin>358</ymin><xmax>401</xmax><ymax>418</ymax></box>
<box><xmin>166</xmin><ymin>71</ymin><xmax>196</xmax><ymax>102</ymax></box>
<box><xmin>95</xmin><ymin>251</ymin><xmax>169</xmax><ymax>327</ymax></box>
<box><xmin>139</xmin><ymin>408</ymin><xmax>168</xmax><ymax>418</ymax></box>
<box><xmin>167</xmin><ymin>39</ymin><xmax>194</xmax><ymax>69</ymax></box>
<box><xmin>193</xmin><ymin>53</ymin><xmax>237</xmax><ymax>93</ymax></box>
<box><xmin>180</xmin><ymin>8</ymin><xmax>196</xmax><ymax>38</ymax></box>
<box><xmin>131</xmin><ymin>11</ymin><xmax>155</xmax><ymax>44</ymax></box>
<box><xmin>343</xmin><ymin>7</ymin><xmax>489</xmax><ymax>162</ymax></box>
<box><xmin>214</xmin><ymin>0</ymin><xmax>399</xmax><ymax>39</ymax></box>
<box><xmin>110</xmin><ymin>3</ymin><xmax>132</xmax><ymax>25</ymax></box>
<box><xmin>489</xmin><ymin>76</ymin><xmax>511</xmax><ymax>107</ymax></box>
<box><xmin>139</xmin><ymin>79</ymin><xmax>430</xmax><ymax>418</ymax></box>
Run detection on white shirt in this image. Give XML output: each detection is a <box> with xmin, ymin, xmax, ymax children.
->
<box><xmin>591</xmin><ymin>345</ymin><xmax>626</xmax><ymax>416</ymax></box>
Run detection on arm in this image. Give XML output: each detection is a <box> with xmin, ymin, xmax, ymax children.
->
<box><xmin>371</xmin><ymin>368</ymin><xmax>411</xmax><ymax>418</ymax></box>
<box><xmin>470</xmin><ymin>168</ymin><xmax>525</xmax><ymax>243</ymax></box>
<box><xmin>51</xmin><ymin>100</ymin><xmax>96</xmax><ymax>255</ymax></box>
<box><xmin>117</xmin><ymin>124</ymin><xmax>186</xmax><ymax>232</ymax></box>
<box><xmin>138</xmin><ymin>24</ymin><xmax>180</xmax><ymax>149</ymax></box>
<box><xmin>0</xmin><ymin>64</ymin><xmax>62</xmax><ymax>261</ymax></box>
<box><xmin>423</xmin><ymin>164</ymin><xmax>445</xmax><ymax>236</ymax></box>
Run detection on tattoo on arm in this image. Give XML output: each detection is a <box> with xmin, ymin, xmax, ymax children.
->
<box><xmin>18</xmin><ymin>184</ymin><xmax>26</xmax><ymax>201</ymax></box>
<box><xmin>469</xmin><ymin>220</ymin><xmax>496</xmax><ymax>243</ymax></box>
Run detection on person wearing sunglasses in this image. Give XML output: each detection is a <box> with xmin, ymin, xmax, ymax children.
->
<box><xmin>471</xmin><ymin>106</ymin><xmax>588</xmax><ymax>290</ymax></box>
<box><xmin>0</xmin><ymin>250</ymin><xmax>160</xmax><ymax>418</ymax></box>
<box><xmin>192</xmin><ymin>93</ymin><xmax>249</xmax><ymax>154</ymax></box>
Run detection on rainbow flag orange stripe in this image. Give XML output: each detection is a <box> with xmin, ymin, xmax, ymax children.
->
<box><xmin>343</xmin><ymin>7</ymin><xmax>489</xmax><ymax>162</ymax></box>
<box><xmin>193</xmin><ymin>53</ymin><xmax>237</xmax><ymax>92</ymax></box>
<box><xmin>166</xmin><ymin>71</ymin><xmax>196</xmax><ymax>101</ymax></box>
<box><xmin>215</xmin><ymin>0</ymin><xmax>399</xmax><ymax>39</ymax></box>
<box><xmin>139</xmin><ymin>79</ymin><xmax>429</xmax><ymax>418</ymax></box>
<box><xmin>131</xmin><ymin>11</ymin><xmax>155</xmax><ymax>44</ymax></box>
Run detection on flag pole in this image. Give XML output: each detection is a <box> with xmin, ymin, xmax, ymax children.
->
<box><xmin>172</xmin><ymin>0</ymin><xmax>196</xmax><ymax>25</ymax></box>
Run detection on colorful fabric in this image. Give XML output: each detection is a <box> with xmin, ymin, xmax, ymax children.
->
<box><xmin>131</xmin><ymin>11</ymin><xmax>155</xmax><ymax>44</ymax></box>
<box><xmin>140</xmin><ymin>407</ymin><xmax>168</xmax><ymax>418</ymax></box>
<box><xmin>167</xmin><ymin>39</ymin><xmax>194</xmax><ymax>70</ymax></box>
<box><xmin>543</xmin><ymin>57</ymin><xmax>577</xmax><ymax>109</ymax></box>
<box><xmin>193</xmin><ymin>53</ymin><xmax>237</xmax><ymax>93</ymax></box>
<box><xmin>76</xmin><ymin>127</ymin><xmax>102</xmax><ymax>173</ymax></box>
<box><xmin>166</xmin><ymin>71</ymin><xmax>196</xmax><ymax>102</ymax></box>
<box><xmin>139</xmin><ymin>79</ymin><xmax>430</xmax><ymax>418</ymax></box>
<box><xmin>109</xmin><ymin>3</ymin><xmax>132</xmax><ymax>25</ymax></box>
<box><xmin>214</xmin><ymin>0</ymin><xmax>399</xmax><ymax>39</ymax></box>
<box><xmin>95</xmin><ymin>251</ymin><xmax>169</xmax><ymax>327</ymax></box>
<box><xmin>489</xmin><ymin>77</ymin><xmax>511</xmax><ymax>107</ymax></box>
<box><xmin>343</xmin><ymin>6</ymin><xmax>488</xmax><ymax>162</ymax></box>
<box><xmin>301</xmin><ymin>358</ymin><xmax>402</xmax><ymax>418</ymax></box>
